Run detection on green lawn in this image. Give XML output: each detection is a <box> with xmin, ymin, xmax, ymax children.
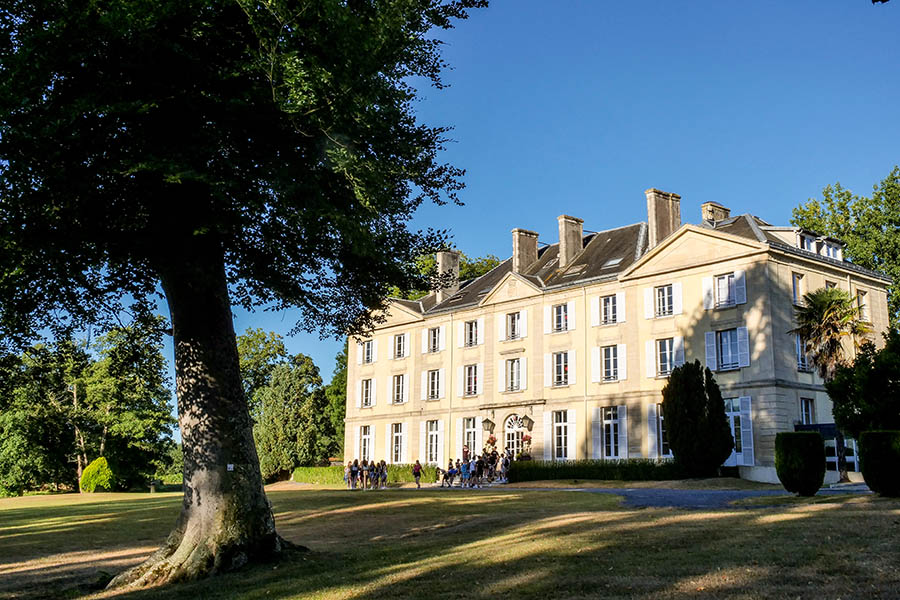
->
<box><xmin>1</xmin><ymin>483</ymin><xmax>899</xmax><ymax>599</ymax></box>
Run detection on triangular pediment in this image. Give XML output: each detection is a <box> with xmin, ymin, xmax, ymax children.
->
<box><xmin>479</xmin><ymin>272</ymin><xmax>543</xmax><ymax>306</ymax></box>
<box><xmin>373</xmin><ymin>298</ymin><xmax>424</xmax><ymax>328</ymax></box>
<box><xmin>621</xmin><ymin>225</ymin><xmax>767</xmax><ymax>281</ymax></box>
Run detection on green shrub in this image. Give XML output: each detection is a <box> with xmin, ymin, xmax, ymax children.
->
<box><xmin>507</xmin><ymin>459</ymin><xmax>686</xmax><ymax>483</ymax></box>
<box><xmin>80</xmin><ymin>457</ymin><xmax>115</xmax><ymax>493</ymax></box>
<box><xmin>859</xmin><ymin>431</ymin><xmax>900</xmax><ymax>497</ymax></box>
<box><xmin>775</xmin><ymin>432</ymin><xmax>825</xmax><ymax>496</ymax></box>
<box><xmin>292</xmin><ymin>463</ymin><xmax>441</xmax><ymax>485</ymax></box>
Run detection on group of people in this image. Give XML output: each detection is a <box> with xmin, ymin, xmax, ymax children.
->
<box><xmin>344</xmin><ymin>459</ymin><xmax>388</xmax><ymax>490</ymax></box>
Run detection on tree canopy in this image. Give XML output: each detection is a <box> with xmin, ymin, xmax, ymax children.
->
<box><xmin>388</xmin><ymin>251</ymin><xmax>501</xmax><ymax>300</ymax></box>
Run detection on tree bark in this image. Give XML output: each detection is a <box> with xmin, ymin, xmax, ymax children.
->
<box><xmin>108</xmin><ymin>236</ymin><xmax>284</xmax><ymax>588</ymax></box>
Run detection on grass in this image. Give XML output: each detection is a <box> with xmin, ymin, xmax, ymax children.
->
<box><xmin>1</xmin><ymin>481</ymin><xmax>899</xmax><ymax>599</ymax></box>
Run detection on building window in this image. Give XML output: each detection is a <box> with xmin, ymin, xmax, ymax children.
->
<box><xmin>391</xmin><ymin>423</ymin><xmax>403</xmax><ymax>463</ymax></box>
<box><xmin>392</xmin><ymin>374</ymin><xmax>405</xmax><ymax>404</ymax></box>
<box><xmin>715</xmin><ymin>273</ymin><xmax>736</xmax><ymax>308</ymax></box>
<box><xmin>716</xmin><ymin>329</ymin><xmax>740</xmax><ymax>370</ymax></box>
<box><xmin>602</xmin><ymin>406</ymin><xmax>620</xmax><ymax>459</ymax></box>
<box><xmin>426</xmin><ymin>420</ymin><xmax>439</xmax><ymax>464</ymax></box>
<box><xmin>464</xmin><ymin>417</ymin><xmax>477</xmax><ymax>456</ymax></box>
<box><xmin>507</xmin><ymin>358</ymin><xmax>521</xmax><ymax>391</ymax></box>
<box><xmin>823</xmin><ymin>243</ymin><xmax>840</xmax><ymax>259</ymax></box>
<box><xmin>427</xmin><ymin>369</ymin><xmax>440</xmax><ymax>400</ymax></box>
<box><xmin>428</xmin><ymin>327</ymin><xmax>441</xmax><ymax>353</ymax></box>
<box><xmin>657</xmin><ymin>338</ymin><xmax>674</xmax><ymax>376</ymax></box>
<box><xmin>360</xmin><ymin>425</ymin><xmax>371</xmax><ymax>462</ymax></box>
<box><xmin>796</xmin><ymin>335</ymin><xmax>811</xmax><ymax>372</ymax></box>
<box><xmin>655</xmin><ymin>284</ymin><xmax>673</xmax><ymax>317</ymax></box>
<box><xmin>464</xmin><ymin>364</ymin><xmax>478</xmax><ymax>396</ymax></box>
<box><xmin>553</xmin><ymin>303</ymin><xmax>568</xmax><ymax>332</ymax></box>
<box><xmin>506</xmin><ymin>312</ymin><xmax>521</xmax><ymax>340</ymax></box>
<box><xmin>857</xmin><ymin>290</ymin><xmax>869</xmax><ymax>322</ymax></box>
<box><xmin>800</xmin><ymin>398</ymin><xmax>815</xmax><ymax>425</ymax></box>
<box><xmin>800</xmin><ymin>234</ymin><xmax>816</xmax><ymax>252</ymax></box>
<box><xmin>724</xmin><ymin>398</ymin><xmax>743</xmax><ymax>454</ymax></box>
<box><xmin>362</xmin><ymin>340</ymin><xmax>374</xmax><ymax>364</ymax></box>
<box><xmin>553</xmin><ymin>411</ymin><xmax>568</xmax><ymax>460</ymax></box>
<box><xmin>361</xmin><ymin>378</ymin><xmax>373</xmax><ymax>407</ymax></box>
<box><xmin>505</xmin><ymin>415</ymin><xmax>525</xmax><ymax>458</ymax></box>
<box><xmin>553</xmin><ymin>351</ymin><xmax>569</xmax><ymax>386</ymax></box>
<box><xmin>464</xmin><ymin>320</ymin><xmax>478</xmax><ymax>347</ymax></box>
<box><xmin>792</xmin><ymin>273</ymin><xmax>804</xmax><ymax>305</ymax></box>
<box><xmin>394</xmin><ymin>334</ymin><xmax>406</xmax><ymax>359</ymax></box>
<box><xmin>656</xmin><ymin>403</ymin><xmax>671</xmax><ymax>457</ymax></box>
<box><xmin>601</xmin><ymin>294</ymin><xmax>617</xmax><ymax>325</ymax></box>
<box><xmin>825</xmin><ymin>280</ymin><xmax>837</xmax><ymax>289</ymax></box>
<box><xmin>602</xmin><ymin>345</ymin><xmax>618</xmax><ymax>381</ymax></box>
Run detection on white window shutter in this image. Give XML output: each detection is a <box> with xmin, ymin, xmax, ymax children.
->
<box><xmin>645</xmin><ymin>341</ymin><xmax>655</xmax><ymax>378</ymax></box>
<box><xmin>644</xmin><ymin>287</ymin><xmax>654</xmax><ymax>319</ymax></box>
<box><xmin>591</xmin><ymin>407</ymin><xmax>602</xmax><ymax>459</ymax></box>
<box><xmin>519</xmin><ymin>309</ymin><xmax>528</xmax><ymax>338</ymax></box>
<box><xmin>739</xmin><ymin>396</ymin><xmax>754</xmax><ymax>466</ymax></box>
<box><xmin>356</xmin><ymin>342</ymin><xmax>363</xmax><ymax>365</ymax></box>
<box><xmin>591</xmin><ymin>347</ymin><xmax>601</xmax><ymax>383</ymax></box>
<box><xmin>705</xmin><ymin>331</ymin><xmax>717</xmax><ymax>371</ymax></box>
<box><xmin>521</xmin><ymin>357</ymin><xmax>528</xmax><ymax>390</ymax></box>
<box><xmin>438</xmin><ymin>368</ymin><xmax>445</xmax><ymax>399</ymax></box>
<box><xmin>672</xmin><ymin>282</ymin><xmax>683</xmax><ymax>315</ymax></box>
<box><xmin>402</xmin><ymin>374</ymin><xmax>409</xmax><ymax>403</ymax></box>
<box><xmin>475</xmin><ymin>416</ymin><xmax>483</xmax><ymax>452</ymax></box>
<box><xmin>477</xmin><ymin>317</ymin><xmax>485</xmax><ymax>345</ymax></box>
<box><xmin>590</xmin><ymin>296</ymin><xmax>600</xmax><ymax>327</ymax></box>
<box><xmin>402</xmin><ymin>422</ymin><xmax>409</xmax><ymax>464</ymax></box>
<box><xmin>616</xmin><ymin>291</ymin><xmax>626</xmax><ymax>322</ymax></box>
<box><xmin>737</xmin><ymin>326</ymin><xmax>750</xmax><ymax>367</ymax></box>
<box><xmin>355</xmin><ymin>380</ymin><xmax>362</xmax><ymax>408</ymax></box>
<box><xmin>420</xmin><ymin>371</ymin><xmax>427</xmax><ymax>401</ymax></box>
<box><xmin>497</xmin><ymin>314</ymin><xmax>506</xmax><ymax>341</ymax></box>
<box><xmin>455</xmin><ymin>418</ymin><xmax>463</xmax><ymax>463</ymax></box>
<box><xmin>647</xmin><ymin>403</ymin><xmax>658</xmax><ymax>458</ymax></box>
<box><xmin>567</xmin><ymin>300</ymin><xmax>576</xmax><ymax>330</ymax></box>
<box><xmin>476</xmin><ymin>363</ymin><xmax>484</xmax><ymax>395</ymax></box>
<box><xmin>385</xmin><ymin>423</ymin><xmax>392</xmax><ymax>462</ymax></box>
<box><xmin>543</xmin><ymin>305</ymin><xmax>551</xmax><ymax>334</ymax></box>
<box><xmin>404</xmin><ymin>332</ymin><xmax>411</xmax><ymax>357</ymax></box>
<box><xmin>386</xmin><ymin>378</ymin><xmax>392</xmax><ymax>404</ymax></box>
<box><xmin>438</xmin><ymin>325</ymin><xmax>446</xmax><ymax>351</ymax></box>
<box><xmin>419</xmin><ymin>421</ymin><xmax>426</xmax><ymax>463</ymax></box>
<box><xmin>437</xmin><ymin>420</ymin><xmax>445</xmax><ymax>467</ymax></box>
<box><xmin>618</xmin><ymin>405</ymin><xmax>628</xmax><ymax>460</ymax></box>
<box><xmin>544</xmin><ymin>353</ymin><xmax>552</xmax><ymax>387</ymax></box>
<box><xmin>568</xmin><ymin>349</ymin><xmax>577</xmax><ymax>385</ymax></box>
<box><xmin>373</xmin><ymin>340</ymin><xmax>379</xmax><ymax>362</ymax></box>
<box><xmin>543</xmin><ymin>411</ymin><xmax>552</xmax><ymax>460</ymax></box>
<box><xmin>457</xmin><ymin>321</ymin><xmax>464</xmax><ymax>348</ymax></box>
<box><xmin>735</xmin><ymin>270</ymin><xmax>747</xmax><ymax>305</ymax></box>
<box><xmin>497</xmin><ymin>359</ymin><xmax>505</xmax><ymax>392</ymax></box>
<box><xmin>421</xmin><ymin>329</ymin><xmax>427</xmax><ymax>354</ymax></box>
<box><xmin>673</xmin><ymin>336</ymin><xmax>685</xmax><ymax>367</ymax></box>
<box><xmin>702</xmin><ymin>276</ymin><xmax>714</xmax><ymax>310</ymax></box>
<box><xmin>617</xmin><ymin>343</ymin><xmax>627</xmax><ymax>380</ymax></box>
<box><xmin>355</xmin><ymin>427</ymin><xmax>361</xmax><ymax>460</ymax></box>
<box><xmin>566</xmin><ymin>409</ymin><xmax>577</xmax><ymax>460</ymax></box>
<box><xmin>456</xmin><ymin>366</ymin><xmax>463</xmax><ymax>398</ymax></box>
<box><xmin>371</xmin><ymin>378</ymin><xmax>377</xmax><ymax>406</ymax></box>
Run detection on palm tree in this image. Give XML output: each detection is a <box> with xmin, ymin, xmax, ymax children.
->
<box><xmin>789</xmin><ymin>287</ymin><xmax>871</xmax><ymax>381</ymax></box>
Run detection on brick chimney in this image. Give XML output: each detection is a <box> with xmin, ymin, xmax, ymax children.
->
<box><xmin>557</xmin><ymin>215</ymin><xmax>584</xmax><ymax>269</ymax></box>
<box><xmin>435</xmin><ymin>250</ymin><xmax>460</xmax><ymax>303</ymax></box>
<box><xmin>512</xmin><ymin>228</ymin><xmax>539</xmax><ymax>274</ymax></box>
<box><xmin>645</xmin><ymin>188</ymin><xmax>681</xmax><ymax>249</ymax></box>
<box><xmin>701</xmin><ymin>201</ymin><xmax>730</xmax><ymax>223</ymax></box>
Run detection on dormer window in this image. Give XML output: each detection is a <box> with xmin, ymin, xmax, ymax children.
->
<box><xmin>823</xmin><ymin>243</ymin><xmax>841</xmax><ymax>260</ymax></box>
<box><xmin>800</xmin><ymin>234</ymin><xmax>816</xmax><ymax>252</ymax></box>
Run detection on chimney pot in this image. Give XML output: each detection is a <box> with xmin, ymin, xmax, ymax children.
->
<box><xmin>645</xmin><ymin>188</ymin><xmax>681</xmax><ymax>249</ymax></box>
<box><xmin>435</xmin><ymin>250</ymin><xmax>460</xmax><ymax>303</ymax></box>
<box><xmin>512</xmin><ymin>228</ymin><xmax>539</xmax><ymax>274</ymax></box>
<box><xmin>557</xmin><ymin>215</ymin><xmax>584</xmax><ymax>268</ymax></box>
<box><xmin>701</xmin><ymin>201</ymin><xmax>730</xmax><ymax>222</ymax></box>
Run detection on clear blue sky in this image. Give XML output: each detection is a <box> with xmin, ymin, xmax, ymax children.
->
<box><xmin>206</xmin><ymin>0</ymin><xmax>900</xmax><ymax>388</ymax></box>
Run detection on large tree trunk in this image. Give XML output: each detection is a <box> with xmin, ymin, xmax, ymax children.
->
<box><xmin>108</xmin><ymin>236</ymin><xmax>284</xmax><ymax>588</ymax></box>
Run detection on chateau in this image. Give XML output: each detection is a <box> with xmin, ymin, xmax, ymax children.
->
<box><xmin>344</xmin><ymin>190</ymin><xmax>891</xmax><ymax>482</ymax></box>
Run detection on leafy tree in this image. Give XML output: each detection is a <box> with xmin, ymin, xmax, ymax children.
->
<box><xmin>153</xmin><ymin>440</ymin><xmax>185</xmax><ymax>485</ymax></box>
<box><xmin>80</xmin><ymin>456</ymin><xmax>115</xmax><ymax>493</ymax></box>
<box><xmin>661</xmin><ymin>360</ymin><xmax>734</xmax><ymax>477</ymax></box>
<box><xmin>827</xmin><ymin>331</ymin><xmax>900</xmax><ymax>439</ymax></box>
<box><xmin>388</xmin><ymin>252</ymin><xmax>502</xmax><ymax>300</ymax></box>
<box><xmin>236</xmin><ymin>328</ymin><xmax>289</xmax><ymax>416</ymax></box>
<box><xmin>1</xmin><ymin>0</ymin><xmax>485</xmax><ymax>584</ymax></box>
<box><xmin>324</xmin><ymin>344</ymin><xmax>349</xmax><ymax>455</ymax></box>
<box><xmin>792</xmin><ymin>167</ymin><xmax>900</xmax><ymax>326</ymax></box>
<box><xmin>788</xmin><ymin>287</ymin><xmax>871</xmax><ymax>381</ymax></box>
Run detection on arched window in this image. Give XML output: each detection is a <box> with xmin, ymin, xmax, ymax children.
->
<box><xmin>505</xmin><ymin>415</ymin><xmax>526</xmax><ymax>458</ymax></box>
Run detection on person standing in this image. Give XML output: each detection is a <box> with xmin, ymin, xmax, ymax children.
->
<box><xmin>360</xmin><ymin>459</ymin><xmax>369</xmax><ymax>490</ymax></box>
<box><xmin>412</xmin><ymin>460</ymin><xmax>423</xmax><ymax>489</ymax></box>
<box><xmin>350</xmin><ymin>459</ymin><xmax>360</xmax><ymax>490</ymax></box>
<box><xmin>380</xmin><ymin>460</ymin><xmax>388</xmax><ymax>489</ymax></box>
<box><xmin>344</xmin><ymin>461</ymin><xmax>351</xmax><ymax>489</ymax></box>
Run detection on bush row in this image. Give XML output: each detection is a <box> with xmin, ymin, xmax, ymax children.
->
<box><xmin>292</xmin><ymin>464</ymin><xmax>442</xmax><ymax>485</ymax></box>
<box><xmin>507</xmin><ymin>459</ymin><xmax>686</xmax><ymax>483</ymax></box>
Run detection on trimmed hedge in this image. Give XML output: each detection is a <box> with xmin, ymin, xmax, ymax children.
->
<box><xmin>859</xmin><ymin>431</ymin><xmax>900</xmax><ymax>497</ymax></box>
<box><xmin>775</xmin><ymin>432</ymin><xmax>825</xmax><ymax>497</ymax></box>
<box><xmin>81</xmin><ymin>457</ymin><xmax>115</xmax><ymax>493</ymax></box>
<box><xmin>293</xmin><ymin>464</ymin><xmax>441</xmax><ymax>486</ymax></box>
<box><xmin>507</xmin><ymin>459</ymin><xmax>686</xmax><ymax>483</ymax></box>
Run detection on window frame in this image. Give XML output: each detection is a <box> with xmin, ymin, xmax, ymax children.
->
<box><xmin>796</xmin><ymin>334</ymin><xmax>811</xmax><ymax>372</ymax></box>
<box><xmin>464</xmin><ymin>364</ymin><xmax>478</xmax><ymax>396</ymax></box>
<box><xmin>800</xmin><ymin>397</ymin><xmax>815</xmax><ymax>425</ymax></box>
<box><xmin>428</xmin><ymin>327</ymin><xmax>441</xmax><ymax>353</ymax></box>
<box><xmin>552</xmin><ymin>303</ymin><xmax>568</xmax><ymax>332</ymax></box>
<box><xmin>361</xmin><ymin>378</ymin><xmax>373</xmax><ymax>407</ymax></box>
<box><xmin>602</xmin><ymin>345</ymin><xmax>618</xmax><ymax>381</ymax></box>
<box><xmin>716</xmin><ymin>328</ymin><xmax>740</xmax><ymax>371</ymax></box>
<box><xmin>657</xmin><ymin>338</ymin><xmax>674</xmax><ymax>377</ymax></box>
<box><xmin>601</xmin><ymin>294</ymin><xmax>617</xmax><ymax>325</ymax></box>
<box><xmin>506</xmin><ymin>312</ymin><xmax>520</xmax><ymax>340</ymax></box>
<box><xmin>393</xmin><ymin>334</ymin><xmax>405</xmax><ymax>359</ymax></box>
<box><xmin>715</xmin><ymin>272</ymin><xmax>736</xmax><ymax>308</ymax></box>
<box><xmin>553</xmin><ymin>351</ymin><xmax>569</xmax><ymax>386</ymax></box>
<box><xmin>553</xmin><ymin>410</ymin><xmax>568</xmax><ymax>460</ymax></box>
<box><xmin>507</xmin><ymin>358</ymin><xmax>521</xmax><ymax>392</ymax></box>
<box><xmin>426</xmin><ymin>420</ymin><xmax>439</xmax><ymax>464</ymax></box>
<box><xmin>656</xmin><ymin>403</ymin><xmax>671</xmax><ymax>457</ymax></box>
<box><xmin>792</xmin><ymin>273</ymin><xmax>804</xmax><ymax>305</ymax></box>
<box><xmin>392</xmin><ymin>374</ymin><xmax>405</xmax><ymax>404</ymax></box>
<box><xmin>464</xmin><ymin>320</ymin><xmax>478</xmax><ymax>347</ymax></box>
<box><xmin>463</xmin><ymin>417</ymin><xmax>477</xmax><ymax>456</ymax></box>
<box><xmin>427</xmin><ymin>369</ymin><xmax>440</xmax><ymax>400</ymax></box>
<box><xmin>857</xmin><ymin>290</ymin><xmax>869</xmax><ymax>322</ymax></box>
<box><xmin>362</xmin><ymin>340</ymin><xmax>374</xmax><ymax>364</ymax></box>
<box><xmin>359</xmin><ymin>425</ymin><xmax>371</xmax><ymax>462</ymax></box>
<box><xmin>391</xmin><ymin>423</ymin><xmax>403</xmax><ymax>464</ymax></box>
<box><xmin>655</xmin><ymin>284</ymin><xmax>674</xmax><ymax>317</ymax></box>
<box><xmin>602</xmin><ymin>406</ymin><xmax>619</xmax><ymax>459</ymax></box>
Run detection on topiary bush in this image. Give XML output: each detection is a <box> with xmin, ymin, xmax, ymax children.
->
<box><xmin>80</xmin><ymin>457</ymin><xmax>115</xmax><ymax>493</ymax></box>
<box><xmin>859</xmin><ymin>430</ymin><xmax>900</xmax><ymax>497</ymax></box>
<box><xmin>775</xmin><ymin>432</ymin><xmax>825</xmax><ymax>496</ymax></box>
